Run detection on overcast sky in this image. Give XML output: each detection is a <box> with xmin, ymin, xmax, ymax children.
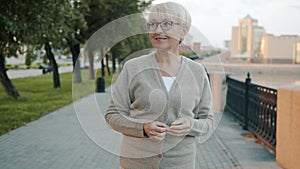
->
<box><xmin>153</xmin><ymin>0</ymin><xmax>300</xmax><ymax>48</ymax></box>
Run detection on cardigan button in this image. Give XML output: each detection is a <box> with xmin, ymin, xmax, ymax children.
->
<box><xmin>158</xmin><ymin>153</ymin><xmax>162</xmax><ymax>158</ymax></box>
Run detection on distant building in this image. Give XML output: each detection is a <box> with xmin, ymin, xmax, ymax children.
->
<box><xmin>192</xmin><ymin>42</ymin><xmax>201</xmax><ymax>54</ymax></box>
<box><xmin>293</xmin><ymin>43</ymin><xmax>300</xmax><ymax>64</ymax></box>
<box><xmin>223</xmin><ymin>40</ymin><xmax>231</xmax><ymax>50</ymax></box>
<box><xmin>231</xmin><ymin>15</ymin><xmax>266</xmax><ymax>60</ymax></box>
<box><xmin>260</xmin><ymin>34</ymin><xmax>300</xmax><ymax>63</ymax></box>
<box><xmin>179</xmin><ymin>42</ymin><xmax>202</xmax><ymax>55</ymax></box>
<box><xmin>230</xmin><ymin>27</ymin><xmax>239</xmax><ymax>58</ymax></box>
<box><xmin>237</xmin><ymin>15</ymin><xmax>266</xmax><ymax>59</ymax></box>
<box><xmin>230</xmin><ymin>14</ymin><xmax>300</xmax><ymax>64</ymax></box>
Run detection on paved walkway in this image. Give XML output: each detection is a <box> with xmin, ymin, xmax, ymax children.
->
<box><xmin>7</xmin><ymin>66</ymin><xmax>73</xmax><ymax>79</ymax></box>
<box><xmin>0</xmin><ymin>91</ymin><xmax>282</xmax><ymax>169</ymax></box>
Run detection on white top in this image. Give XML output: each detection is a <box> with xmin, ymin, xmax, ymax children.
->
<box><xmin>162</xmin><ymin>76</ymin><xmax>175</xmax><ymax>92</ymax></box>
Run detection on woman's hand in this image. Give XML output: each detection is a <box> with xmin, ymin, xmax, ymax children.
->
<box><xmin>144</xmin><ymin>121</ymin><xmax>168</xmax><ymax>142</ymax></box>
<box><xmin>167</xmin><ymin>117</ymin><xmax>191</xmax><ymax>137</ymax></box>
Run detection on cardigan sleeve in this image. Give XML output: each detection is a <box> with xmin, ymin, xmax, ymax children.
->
<box><xmin>105</xmin><ymin>63</ymin><xmax>145</xmax><ymax>138</ymax></box>
<box><xmin>186</xmin><ymin>72</ymin><xmax>215</xmax><ymax>137</ymax></box>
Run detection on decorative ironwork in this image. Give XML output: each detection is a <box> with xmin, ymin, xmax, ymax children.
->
<box><xmin>224</xmin><ymin>73</ymin><xmax>277</xmax><ymax>154</ymax></box>
<box><xmin>225</xmin><ymin>76</ymin><xmax>245</xmax><ymax>124</ymax></box>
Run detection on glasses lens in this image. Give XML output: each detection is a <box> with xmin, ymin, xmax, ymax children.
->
<box><xmin>161</xmin><ymin>21</ymin><xmax>172</xmax><ymax>30</ymax></box>
<box><xmin>147</xmin><ymin>23</ymin><xmax>157</xmax><ymax>31</ymax></box>
<box><xmin>147</xmin><ymin>21</ymin><xmax>174</xmax><ymax>31</ymax></box>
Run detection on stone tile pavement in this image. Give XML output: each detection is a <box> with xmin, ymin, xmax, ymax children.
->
<box><xmin>0</xmin><ymin>91</ymin><xmax>282</xmax><ymax>169</ymax></box>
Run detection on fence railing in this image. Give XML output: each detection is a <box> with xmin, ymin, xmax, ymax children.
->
<box><xmin>224</xmin><ymin>73</ymin><xmax>277</xmax><ymax>154</ymax></box>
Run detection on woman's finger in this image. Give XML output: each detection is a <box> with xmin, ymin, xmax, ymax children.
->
<box><xmin>167</xmin><ymin>118</ymin><xmax>191</xmax><ymax>136</ymax></box>
<box><xmin>154</xmin><ymin>127</ymin><xmax>167</xmax><ymax>133</ymax></box>
<box><xmin>149</xmin><ymin>132</ymin><xmax>166</xmax><ymax>141</ymax></box>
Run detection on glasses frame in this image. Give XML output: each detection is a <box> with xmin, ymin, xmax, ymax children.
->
<box><xmin>147</xmin><ymin>21</ymin><xmax>180</xmax><ymax>32</ymax></box>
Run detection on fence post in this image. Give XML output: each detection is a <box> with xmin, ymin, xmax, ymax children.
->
<box><xmin>243</xmin><ymin>72</ymin><xmax>251</xmax><ymax>130</ymax></box>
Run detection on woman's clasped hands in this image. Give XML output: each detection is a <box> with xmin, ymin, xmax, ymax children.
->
<box><xmin>143</xmin><ymin>117</ymin><xmax>191</xmax><ymax>142</ymax></box>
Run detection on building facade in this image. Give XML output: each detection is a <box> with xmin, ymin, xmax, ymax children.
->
<box><xmin>230</xmin><ymin>27</ymin><xmax>239</xmax><ymax>58</ymax></box>
<box><xmin>260</xmin><ymin>35</ymin><xmax>300</xmax><ymax>63</ymax></box>
<box><xmin>231</xmin><ymin>15</ymin><xmax>266</xmax><ymax>60</ymax></box>
<box><xmin>223</xmin><ymin>40</ymin><xmax>231</xmax><ymax>50</ymax></box>
<box><xmin>230</xmin><ymin>14</ymin><xmax>300</xmax><ymax>64</ymax></box>
<box><xmin>294</xmin><ymin>43</ymin><xmax>300</xmax><ymax>64</ymax></box>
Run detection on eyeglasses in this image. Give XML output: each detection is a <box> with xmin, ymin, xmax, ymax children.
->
<box><xmin>147</xmin><ymin>21</ymin><xmax>180</xmax><ymax>31</ymax></box>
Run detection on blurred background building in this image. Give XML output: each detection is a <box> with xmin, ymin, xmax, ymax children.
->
<box><xmin>230</xmin><ymin>15</ymin><xmax>300</xmax><ymax>64</ymax></box>
<box><xmin>260</xmin><ymin>35</ymin><xmax>300</xmax><ymax>63</ymax></box>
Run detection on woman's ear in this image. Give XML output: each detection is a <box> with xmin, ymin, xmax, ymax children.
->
<box><xmin>181</xmin><ymin>27</ymin><xmax>187</xmax><ymax>40</ymax></box>
<box><xmin>179</xmin><ymin>29</ymin><xmax>186</xmax><ymax>44</ymax></box>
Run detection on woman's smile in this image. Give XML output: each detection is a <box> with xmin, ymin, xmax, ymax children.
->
<box><xmin>154</xmin><ymin>36</ymin><xmax>168</xmax><ymax>41</ymax></box>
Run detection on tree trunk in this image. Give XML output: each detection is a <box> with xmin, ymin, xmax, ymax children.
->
<box><xmin>44</xmin><ymin>41</ymin><xmax>60</xmax><ymax>88</ymax></box>
<box><xmin>0</xmin><ymin>53</ymin><xmax>20</xmax><ymax>99</ymax></box>
<box><xmin>99</xmin><ymin>47</ymin><xmax>105</xmax><ymax>77</ymax></box>
<box><xmin>99</xmin><ymin>47</ymin><xmax>106</xmax><ymax>77</ymax></box>
<box><xmin>101</xmin><ymin>59</ymin><xmax>105</xmax><ymax>77</ymax></box>
<box><xmin>105</xmin><ymin>54</ymin><xmax>110</xmax><ymax>76</ymax></box>
<box><xmin>69</xmin><ymin>43</ymin><xmax>82</xmax><ymax>83</ymax></box>
<box><xmin>111</xmin><ymin>50</ymin><xmax>116</xmax><ymax>73</ymax></box>
<box><xmin>88</xmin><ymin>49</ymin><xmax>95</xmax><ymax>80</ymax></box>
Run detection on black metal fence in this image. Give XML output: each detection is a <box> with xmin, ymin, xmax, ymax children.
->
<box><xmin>225</xmin><ymin>73</ymin><xmax>277</xmax><ymax>154</ymax></box>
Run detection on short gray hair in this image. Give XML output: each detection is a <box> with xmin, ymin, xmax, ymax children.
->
<box><xmin>146</xmin><ymin>2</ymin><xmax>191</xmax><ymax>34</ymax></box>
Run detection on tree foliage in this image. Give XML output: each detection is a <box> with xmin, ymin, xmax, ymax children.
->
<box><xmin>81</xmin><ymin>0</ymin><xmax>153</xmax><ymax>78</ymax></box>
<box><xmin>0</xmin><ymin>0</ymin><xmax>154</xmax><ymax>97</ymax></box>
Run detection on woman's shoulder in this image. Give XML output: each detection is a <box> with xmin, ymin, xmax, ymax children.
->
<box><xmin>183</xmin><ymin>56</ymin><xmax>206</xmax><ymax>73</ymax></box>
<box><xmin>124</xmin><ymin>52</ymin><xmax>154</xmax><ymax>65</ymax></box>
<box><xmin>122</xmin><ymin>52</ymin><xmax>155</xmax><ymax>72</ymax></box>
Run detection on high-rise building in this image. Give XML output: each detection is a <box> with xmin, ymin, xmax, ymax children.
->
<box><xmin>230</xmin><ymin>15</ymin><xmax>300</xmax><ymax>64</ymax></box>
<box><xmin>231</xmin><ymin>15</ymin><xmax>266</xmax><ymax>59</ymax></box>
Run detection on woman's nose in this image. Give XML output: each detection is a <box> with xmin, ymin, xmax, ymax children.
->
<box><xmin>154</xmin><ymin>24</ymin><xmax>164</xmax><ymax>34</ymax></box>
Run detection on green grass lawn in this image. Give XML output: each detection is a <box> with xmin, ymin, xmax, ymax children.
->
<box><xmin>0</xmin><ymin>69</ymin><xmax>113</xmax><ymax>136</ymax></box>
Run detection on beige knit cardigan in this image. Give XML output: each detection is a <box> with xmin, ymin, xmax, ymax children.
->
<box><xmin>105</xmin><ymin>52</ymin><xmax>214</xmax><ymax>169</ymax></box>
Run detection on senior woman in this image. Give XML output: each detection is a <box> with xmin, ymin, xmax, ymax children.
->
<box><xmin>105</xmin><ymin>2</ymin><xmax>215</xmax><ymax>169</ymax></box>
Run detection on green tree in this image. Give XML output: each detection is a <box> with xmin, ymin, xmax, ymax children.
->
<box><xmin>0</xmin><ymin>0</ymin><xmax>78</xmax><ymax>97</ymax></box>
<box><xmin>0</xmin><ymin>0</ymin><xmax>40</xmax><ymax>98</ymax></box>
<box><xmin>31</xmin><ymin>0</ymin><xmax>76</xmax><ymax>88</ymax></box>
<box><xmin>25</xmin><ymin>47</ymin><xmax>37</xmax><ymax>68</ymax></box>
<box><xmin>111</xmin><ymin>34</ymin><xmax>152</xmax><ymax>69</ymax></box>
<box><xmin>81</xmin><ymin>0</ymin><xmax>153</xmax><ymax>80</ymax></box>
<box><xmin>65</xmin><ymin>0</ymin><xmax>88</xmax><ymax>83</ymax></box>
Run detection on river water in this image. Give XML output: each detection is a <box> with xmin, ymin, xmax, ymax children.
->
<box><xmin>201</xmin><ymin>59</ymin><xmax>300</xmax><ymax>89</ymax></box>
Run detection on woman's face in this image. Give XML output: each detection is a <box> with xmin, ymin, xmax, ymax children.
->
<box><xmin>148</xmin><ymin>15</ymin><xmax>185</xmax><ymax>53</ymax></box>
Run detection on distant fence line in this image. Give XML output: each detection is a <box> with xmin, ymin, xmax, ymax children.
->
<box><xmin>224</xmin><ymin>73</ymin><xmax>277</xmax><ymax>154</ymax></box>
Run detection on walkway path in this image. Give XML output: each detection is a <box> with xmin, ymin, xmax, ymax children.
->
<box><xmin>7</xmin><ymin>66</ymin><xmax>73</xmax><ymax>79</ymax></box>
<box><xmin>0</xmin><ymin>91</ymin><xmax>282</xmax><ymax>169</ymax></box>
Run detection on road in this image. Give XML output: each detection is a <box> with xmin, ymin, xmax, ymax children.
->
<box><xmin>7</xmin><ymin>66</ymin><xmax>73</xmax><ymax>79</ymax></box>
